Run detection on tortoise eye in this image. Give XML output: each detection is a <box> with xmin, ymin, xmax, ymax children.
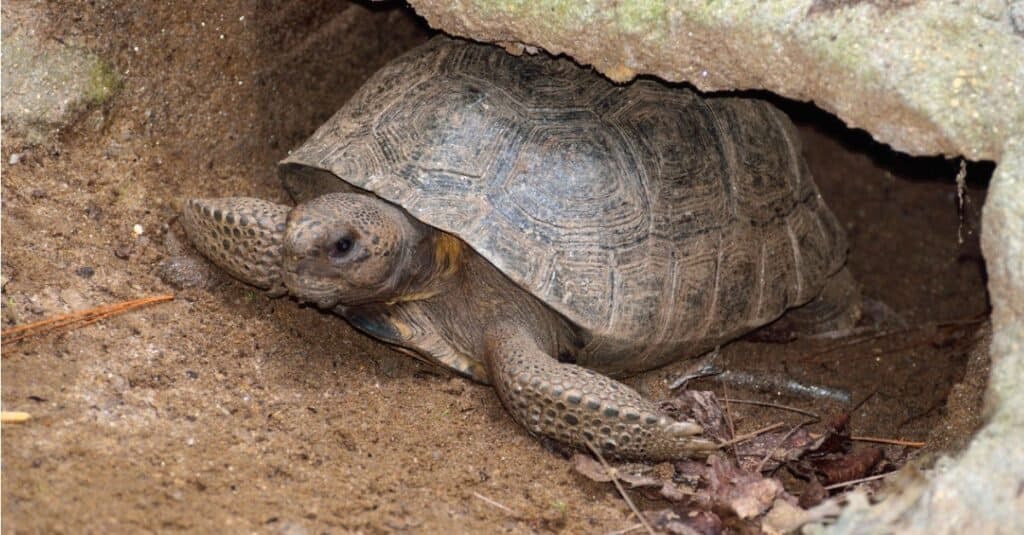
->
<box><xmin>329</xmin><ymin>237</ymin><xmax>354</xmax><ymax>259</ymax></box>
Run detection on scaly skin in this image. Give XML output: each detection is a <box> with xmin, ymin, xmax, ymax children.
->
<box><xmin>183</xmin><ymin>194</ymin><xmax>719</xmax><ymax>460</ymax></box>
<box><xmin>182</xmin><ymin>198</ymin><xmax>289</xmax><ymax>296</ymax></box>
<box><xmin>486</xmin><ymin>324</ymin><xmax>715</xmax><ymax>460</ymax></box>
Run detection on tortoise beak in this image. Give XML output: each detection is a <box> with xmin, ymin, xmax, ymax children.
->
<box><xmin>280</xmin><ymin>267</ymin><xmax>341</xmax><ymax>309</ymax></box>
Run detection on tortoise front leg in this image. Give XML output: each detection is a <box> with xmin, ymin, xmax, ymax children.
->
<box><xmin>485</xmin><ymin>326</ymin><xmax>717</xmax><ymax>461</ymax></box>
<box><xmin>182</xmin><ymin>197</ymin><xmax>290</xmax><ymax>296</ymax></box>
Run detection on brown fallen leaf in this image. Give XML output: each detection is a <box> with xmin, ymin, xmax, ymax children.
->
<box><xmin>813</xmin><ymin>447</ymin><xmax>884</xmax><ymax>485</ymax></box>
<box><xmin>572</xmin><ymin>453</ymin><xmax>690</xmax><ymax>503</ymax></box>
<box><xmin>734</xmin><ymin>426</ymin><xmax>826</xmax><ymax>473</ymax></box>
<box><xmin>572</xmin><ymin>395</ymin><xmax>896</xmax><ymax>532</ymax></box>
<box><xmin>798</xmin><ymin>477</ymin><xmax>829</xmax><ymax>508</ymax></box>
<box><xmin>760</xmin><ymin>499</ymin><xmax>809</xmax><ymax>535</ymax></box>
<box><xmin>813</xmin><ymin>412</ymin><xmax>852</xmax><ymax>454</ymax></box>
<box><xmin>660</xmin><ymin>390</ymin><xmax>730</xmax><ymax>443</ymax></box>
<box><xmin>729</xmin><ymin>478</ymin><xmax>786</xmax><ymax>520</ymax></box>
<box><xmin>673</xmin><ymin>458</ymin><xmax>711</xmax><ymax>483</ymax></box>
<box><xmin>707</xmin><ymin>454</ymin><xmax>789</xmax><ymax>519</ymax></box>
<box><xmin>644</xmin><ymin>508</ymin><xmax>723</xmax><ymax>535</ymax></box>
<box><xmin>761</xmin><ymin>496</ymin><xmax>844</xmax><ymax>534</ymax></box>
<box><xmin>574</xmin><ymin>453</ymin><xmax>647</xmax><ymax>485</ymax></box>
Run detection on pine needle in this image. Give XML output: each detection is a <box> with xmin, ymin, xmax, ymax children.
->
<box><xmin>584</xmin><ymin>440</ymin><xmax>656</xmax><ymax>535</ymax></box>
<box><xmin>2</xmin><ymin>294</ymin><xmax>174</xmax><ymax>344</ymax></box>
<box><xmin>851</xmin><ymin>435</ymin><xmax>926</xmax><ymax>448</ymax></box>
<box><xmin>472</xmin><ymin>491</ymin><xmax>520</xmax><ymax>517</ymax></box>
<box><xmin>717</xmin><ymin>422</ymin><xmax>786</xmax><ymax>448</ymax></box>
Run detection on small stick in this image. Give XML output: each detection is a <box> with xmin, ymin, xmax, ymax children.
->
<box><xmin>2</xmin><ymin>294</ymin><xmax>174</xmax><ymax>344</ymax></box>
<box><xmin>955</xmin><ymin>159</ymin><xmax>967</xmax><ymax>244</ymax></box>
<box><xmin>823</xmin><ymin>471</ymin><xmax>894</xmax><ymax>490</ymax></box>
<box><xmin>717</xmin><ymin>422</ymin><xmax>786</xmax><ymax>448</ymax></box>
<box><xmin>851</xmin><ymin>435</ymin><xmax>926</xmax><ymax>448</ymax></box>
<box><xmin>798</xmin><ymin>315</ymin><xmax>986</xmax><ymax>362</ymax></box>
<box><xmin>754</xmin><ymin>420</ymin><xmax>815</xmax><ymax>473</ymax></box>
<box><xmin>472</xmin><ymin>491</ymin><xmax>520</xmax><ymax>517</ymax></box>
<box><xmin>606</xmin><ymin>523</ymin><xmax>645</xmax><ymax>535</ymax></box>
<box><xmin>1</xmin><ymin>411</ymin><xmax>31</xmax><ymax>424</ymax></box>
<box><xmin>721</xmin><ymin>380</ymin><xmax>738</xmax><ymax>462</ymax></box>
<box><xmin>584</xmin><ymin>440</ymin><xmax>656</xmax><ymax>535</ymax></box>
<box><xmin>720</xmin><ymin>397</ymin><xmax>821</xmax><ymax>420</ymax></box>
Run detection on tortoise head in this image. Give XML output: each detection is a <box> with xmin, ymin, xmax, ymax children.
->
<box><xmin>281</xmin><ymin>193</ymin><xmax>433</xmax><ymax>308</ymax></box>
<box><xmin>182</xmin><ymin>193</ymin><xmax>439</xmax><ymax>309</ymax></box>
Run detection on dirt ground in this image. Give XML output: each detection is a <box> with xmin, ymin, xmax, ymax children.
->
<box><xmin>1</xmin><ymin>2</ymin><xmax>992</xmax><ymax>533</ymax></box>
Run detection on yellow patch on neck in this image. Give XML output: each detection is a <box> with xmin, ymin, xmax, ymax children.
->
<box><xmin>433</xmin><ymin>232</ymin><xmax>463</xmax><ymax>278</ymax></box>
<box><xmin>386</xmin><ymin>289</ymin><xmax>439</xmax><ymax>305</ymax></box>
<box><xmin>385</xmin><ymin>232</ymin><xmax>463</xmax><ymax>305</ymax></box>
<box><xmin>390</xmin><ymin>319</ymin><xmax>414</xmax><ymax>339</ymax></box>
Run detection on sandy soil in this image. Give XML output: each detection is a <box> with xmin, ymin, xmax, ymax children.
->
<box><xmin>2</xmin><ymin>2</ymin><xmax>991</xmax><ymax>533</ymax></box>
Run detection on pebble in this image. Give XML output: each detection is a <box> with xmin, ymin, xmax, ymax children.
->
<box><xmin>114</xmin><ymin>244</ymin><xmax>133</xmax><ymax>260</ymax></box>
<box><xmin>75</xmin><ymin>266</ymin><xmax>95</xmax><ymax>278</ymax></box>
<box><xmin>25</xmin><ymin>294</ymin><xmax>46</xmax><ymax>316</ymax></box>
<box><xmin>60</xmin><ymin>288</ymin><xmax>87</xmax><ymax>310</ymax></box>
<box><xmin>1011</xmin><ymin>2</ymin><xmax>1024</xmax><ymax>35</ymax></box>
<box><xmin>132</xmin><ymin>224</ymin><xmax>144</xmax><ymax>236</ymax></box>
<box><xmin>158</xmin><ymin>255</ymin><xmax>211</xmax><ymax>289</ymax></box>
<box><xmin>272</xmin><ymin>521</ymin><xmax>310</xmax><ymax>535</ymax></box>
<box><xmin>84</xmin><ymin>202</ymin><xmax>103</xmax><ymax>220</ymax></box>
<box><xmin>163</xmin><ymin>229</ymin><xmax>188</xmax><ymax>256</ymax></box>
<box><xmin>9</xmin><ymin>153</ymin><xmax>22</xmax><ymax>165</ymax></box>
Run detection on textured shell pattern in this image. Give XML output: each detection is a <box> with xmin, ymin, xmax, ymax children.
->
<box><xmin>279</xmin><ymin>37</ymin><xmax>847</xmax><ymax>374</ymax></box>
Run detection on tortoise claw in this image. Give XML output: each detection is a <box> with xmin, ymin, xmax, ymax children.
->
<box><xmin>666</xmin><ymin>421</ymin><xmax>704</xmax><ymax>436</ymax></box>
<box><xmin>182</xmin><ymin>197</ymin><xmax>290</xmax><ymax>295</ymax></box>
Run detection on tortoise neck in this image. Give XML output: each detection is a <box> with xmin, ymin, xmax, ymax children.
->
<box><xmin>429</xmin><ymin>246</ymin><xmax>580</xmax><ymax>364</ymax></box>
<box><xmin>385</xmin><ymin>228</ymin><xmax>465</xmax><ymax>305</ymax></box>
<box><xmin>381</xmin><ymin>221</ymin><xmax>582</xmax><ymax>373</ymax></box>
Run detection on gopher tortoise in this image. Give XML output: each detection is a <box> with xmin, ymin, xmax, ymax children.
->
<box><xmin>182</xmin><ymin>37</ymin><xmax>858</xmax><ymax>461</ymax></box>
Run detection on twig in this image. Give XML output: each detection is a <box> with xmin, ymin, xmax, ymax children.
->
<box><xmin>718</xmin><ymin>422</ymin><xmax>785</xmax><ymax>448</ymax></box>
<box><xmin>606</xmin><ymin>523</ymin><xmax>645</xmax><ymax>535</ymax></box>
<box><xmin>798</xmin><ymin>315</ymin><xmax>986</xmax><ymax>362</ymax></box>
<box><xmin>851</xmin><ymin>391</ymin><xmax>876</xmax><ymax>414</ymax></box>
<box><xmin>955</xmin><ymin>159</ymin><xmax>967</xmax><ymax>245</ymax></box>
<box><xmin>2</xmin><ymin>294</ymin><xmax>174</xmax><ymax>344</ymax></box>
<box><xmin>584</xmin><ymin>440</ymin><xmax>656</xmax><ymax>535</ymax></box>
<box><xmin>721</xmin><ymin>380</ymin><xmax>738</xmax><ymax>462</ymax></box>
<box><xmin>1</xmin><ymin>411</ymin><xmax>31</xmax><ymax>424</ymax></box>
<box><xmin>754</xmin><ymin>420</ymin><xmax>815</xmax><ymax>473</ymax></box>
<box><xmin>851</xmin><ymin>435</ymin><xmax>926</xmax><ymax>448</ymax></box>
<box><xmin>824</xmin><ymin>471</ymin><xmax>894</xmax><ymax>490</ymax></box>
<box><xmin>668</xmin><ymin>346</ymin><xmax>722</xmax><ymax>389</ymax></box>
<box><xmin>720</xmin><ymin>397</ymin><xmax>821</xmax><ymax>420</ymax></box>
<box><xmin>472</xmin><ymin>491</ymin><xmax>520</xmax><ymax>517</ymax></box>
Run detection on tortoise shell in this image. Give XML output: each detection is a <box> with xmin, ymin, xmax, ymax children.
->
<box><xmin>279</xmin><ymin>37</ymin><xmax>847</xmax><ymax>376</ymax></box>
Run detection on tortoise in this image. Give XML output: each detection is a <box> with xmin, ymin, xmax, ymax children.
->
<box><xmin>182</xmin><ymin>36</ymin><xmax>858</xmax><ymax>461</ymax></box>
